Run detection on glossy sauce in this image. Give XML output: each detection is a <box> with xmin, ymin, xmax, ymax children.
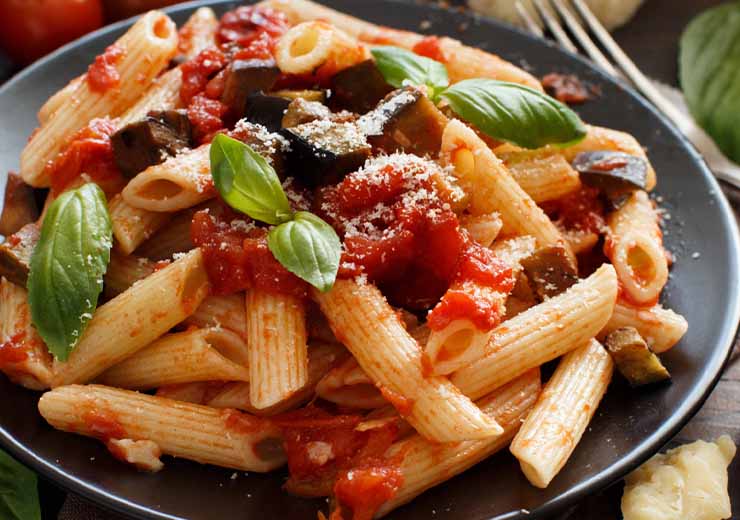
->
<box><xmin>82</xmin><ymin>408</ymin><xmax>126</xmax><ymax>441</ymax></box>
<box><xmin>412</xmin><ymin>36</ymin><xmax>446</xmax><ymax>63</ymax></box>
<box><xmin>44</xmin><ymin>117</ymin><xmax>123</xmax><ymax>195</ymax></box>
<box><xmin>87</xmin><ymin>44</ymin><xmax>125</xmax><ymax>93</ymax></box>
<box><xmin>543</xmin><ymin>185</ymin><xmax>605</xmax><ymax>235</ymax></box>
<box><xmin>0</xmin><ymin>332</ymin><xmax>29</xmax><ymax>367</ymax></box>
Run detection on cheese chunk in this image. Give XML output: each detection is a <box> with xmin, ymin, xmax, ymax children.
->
<box><xmin>622</xmin><ymin>436</ymin><xmax>736</xmax><ymax>520</ymax></box>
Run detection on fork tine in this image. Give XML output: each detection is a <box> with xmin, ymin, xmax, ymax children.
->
<box><xmin>548</xmin><ymin>0</ymin><xmax>620</xmax><ymax>78</ymax></box>
<box><xmin>515</xmin><ymin>1</ymin><xmax>545</xmax><ymax>38</ymax></box>
<box><xmin>570</xmin><ymin>0</ymin><xmax>686</xmax><ymax>123</ymax></box>
<box><xmin>531</xmin><ymin>0</ymin><xmax>578</xmax><ymax>54</ymax></box>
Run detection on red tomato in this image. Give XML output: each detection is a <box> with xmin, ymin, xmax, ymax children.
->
<box><xmin>0</xmin><ymin>0</ymin><xmax>104</xmax><ymax>65</ymax></box>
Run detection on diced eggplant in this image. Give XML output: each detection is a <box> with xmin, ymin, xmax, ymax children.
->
<box><xmin>281</xmin><ymin>120</ymin><xmax>371</xmax><ymax>187</ymax></box>
<box><xmin>0</xmin><ymin>172</ymin><xmax>39</xmax><ymax>237</ymax></box>
<box><xmin>112</xmin><ymin>110</ymin><xmax>192</xmax><ymax>178</ymax></box>
<box><xmin>572</xmin><ymin>151</ymin><xmax>648</xmax><ymax>198</ymax></box>
<box><xmin>282</xmin><ymin>99</ymin><xmax>333</xmax><ymax>128</ymax></box>
<box><xmin>605</xmin><ymin>327</ymin><xmax>670</xmax><ymax>387</ymax></box>
<box><xmin>221</xmin><ymin>58</ymin><xmax>280</xmax><ymax>116</ymax></box>
<box><xmin>0</xmin><ymin>223</ymin><xmax>39</xmax><ymax>286</ymax></box>
<box><xmin>520</xmin><ymin>245</ymin><xmax>578</xmax><ymax>301</ymax></box>
<box><xmin>330</xmin><ymin>59</ymin><xmax>393</xmax><ymax>113</ymax></box>
<box><xmin>230</xmin><ymin>120</ymin><xmax>290</xmax><ymax>176</ymax></box>
<box><xmin>273</xmin><ymin>89</ymin><xmax>327</xmax><ymax>103</ymax></box>
<box><xmin>244</xmin><ymin>92</ymin><xmax>291</xmax><ymax>133</ymax></box>
<box><xmin>357</xmin><ymin>87</ymin><xmax>448</xmax><ymax>156</ymax></box>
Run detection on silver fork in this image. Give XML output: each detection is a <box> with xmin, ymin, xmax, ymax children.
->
<box><xmin>515</xmin><ymin>0</ymin><xmax>740</xmax><ymax>189</ymax></box>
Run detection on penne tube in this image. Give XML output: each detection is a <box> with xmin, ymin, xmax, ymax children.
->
<box><xmin>39</xmin><ymin>384</ymin><xmax>286</xmax><ymax>472</ymax></box>
<box><xmin>37</xmin><ymin>76</ymin><xmax>83</xmax><ymax>124</ymax></box>
<box><xmin>53</xmin><ymin>249</ymin><xmax>210</xmax><ymax>386</ymax></box>
<box><xmin>601</xmin><ymin>299</ymin><xmax>688</xmax><ymax>354</ymax></box>
<box><xmin>135</xmin><ymin>208</ymin><xmax>195</xmax><ymax>260</ymax></box>
<box><xmin>373</xmin><ymin>369</ymin><xmax>541</xmax><ymax>517</ymax></box>
<box><xmin>155</xmin><ymin>381</ymin><xmax>228</xmax><ymax>404</ymax></box>
<box><xmin>275</xmin><ymin>21</ymin><xmax>369</xmax><ymax>75</ymax></box>
<box><xmin>97</xmin><ymin>328</ymin><xmax>249</xmax><ymax>390</ymax></box>
<box><xmin>459</xmin><ymin>212</ymin><xmax>502</xmax><ymax>248</ymax></box>
<box><xmin>560</xmin><ymin>226</ymin><xmax>600</xmax><ymax>255</ymax></box>
<box><xmin>109</xmin><ymin>194</ymin><xmax>172</xmax><ymax>256</ymax></box>
<box><xmin>313</xmin><ymin>279</ymin><xmax>503</xmax><ymax>442</ymax></box>
<box><xmin>440</xmin><ymin>119</ymin><xmax>575</xmax><ymax>265</ymax></box>
<box><xmin>185</xmin><ymin>293</ymin><xmax>247</xmax><ymax>339</ymax></box>
<box><xmin>499</xmin><ymin>150</ymin><xmax>582</xmax><ymax>203</ymax></box>
<box><xmin>315</xmin><ymin>356</ymin><xmax>386</xmax><ymax>409</ymax></box>
<box><xmin>0</xmin><ymin>173</ymin><xmax>39</xmax><ymax>237</ymax></box>
<box><xmin>121</xmin><ymin>144</ymin><xmax>214</xmax><ymax>212</ymax></box>
<box><xmin>178</xmin><ymin>7</ymin><xmax>219</xmax><ymax>59</ymax></box>
<box><xmin>117</xmin><ymin>67</ymin><xmax>184</xmax><ymax>128</ymax></box>
<box><xmin>0</xmin><ymin>278</ymin><xmax>54</xmax><ymax>390</ymax></box>
<box><xmin>208</xmin><ymin>342</ymin><xmax>347</xmax><ymax>416</ymax></box>
<box><xmin>605</xmin><ymin>190</ymin><xmax>668</xmax><ymax>306</ymax></box>
<box><xmin>560</xmin><ymin>125</ymin><xmax>656</xmax><ymax>191</ymax></box>
<box><xmin>510</xmin><ymin>339</ymin><xmax>613</xmax><ymax>488</ymax></box>
<box><xmin>451</xmin><ymin>263</ymin><xmax>617</xmax><ymax>400</ymax></box>
<box><xmin>21</xmin><ymin>11</ymin><xmax>178</xmax><ymax>187</ymax></box>
<box><xmin>265</xmin><ymin>0</ymin><xmax>541</xmax><ymax>89</ymax></box>
<box><xmin>246</xmin><ymin>290</ymin><xmax>309</xmax><ymax>410</ymax></box>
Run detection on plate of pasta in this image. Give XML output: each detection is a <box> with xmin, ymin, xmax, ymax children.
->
<box><xmin>0</xmin><ymin>1</ymin><xmax>738</xmax><ymax>519</ymax></box>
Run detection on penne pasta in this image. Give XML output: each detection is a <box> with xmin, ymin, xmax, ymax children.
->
<box><xmin>184</xmin><ymin>293</ymin><xmax>247</xmax><ymax>339</ymax></box>
<box><xmin>510</xmin><ymin>339</ymin><xmax>613</xmax><ymax>488</ymax></box>
<box><xmin>53</xmin><ymin>249</ymin><xmax>210</xmax><ymax>386</ymax></box>
<box><xmin>0</xmin><ymin>278</ymin><xmax>54</xmax><ymax>390</ymax></box>
<box><xmin>459</xmin><ymin>212</ymin><xmax>502</xmax><ymax>248</ymax></box>
<box><xmin>246</xmin><ymin>290</ymin><xmax>309</xmax><ymax>410</ymax></box>
<box><xmin>601</xmin><ymin>299</ymin><xmax>688</xmax><ymax>354</ymax></box>
<box><xmin>37</xmin><ymin>76</ymin><xmax>83</xmax><ymax>124</ymax></box>
<box><xmin>440</xmin><ymin>119</ymin><xmax>575</xmax><ymax>264</ymax></box>
<box><xmin>314</xmin><ymin>278</ymin><xmax>503</xmax><ymax>442</ymax></box>
<box><xmin>374</xmin><ymin>369</ymin><xmax>541</xmax><ymax>517</ymax></box>
<box><xmin>135</xmin><ymin>207</ymin><xmax>196</xmax><ymax>260</ymax></box>
<box><xmin>21</xmin><ymin>11</ymin><xmax>178</xmax><ymax>187</ymax></box>
<box><xmin>178</xmin><ymin>7</ymin><xmax>219</xmax><ymax>59</ymax></box>
<box><xmin>103</xmin><ymin>250</ymin><xmax>157</xmax><ymax>299</ymax></box>
<box><xmin>97</xmin><ymin>328</ymin><xmax>249</xmax><ymax>390</ymax></box>
<box><xmin>605</xmin><ymin>190</ymin><xmax>668</xmax><ymax>306</ymax></box>
<box><xmin>109</xmin><ymin>194</ymin><xmax>172</xmax><ymax>256</ymax></box>
<box><xmin>315</xmin><ymin>356</ymin><xmax>386</xmax><ymax>409</ymax></box>
<box><xmin>499</xmin><ymin>149</ymin><xmax>582</xmax><ymax>203</ymax></box>
<box><xmin>121</xmin><ymin>144</ymin><xmax>214</xmax><ymax>212</ymax></box>
<box><xmin>451</xmin><ymin>263</ymin><xmax>617</xmax><ymax>400</ymax></box>
<box><xmin>39</xmin><ymin>384</ymin><xmax>286</xmax><ymax>472</ymax></box>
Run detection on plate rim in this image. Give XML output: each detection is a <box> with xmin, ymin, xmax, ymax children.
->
<box><xmin>0</xmin><ymin>1</ymin><xmax>738</xmax><ymax>519</ymax></box>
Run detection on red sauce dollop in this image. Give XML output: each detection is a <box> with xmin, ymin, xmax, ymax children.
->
<box><xmin>333</xmin><ymin>464</ymin><xmax>403</xmax><ymax>520</ymax></box>
<box><xmin>87</xmin><ymin>44</ymin><xmax>125</xmax><ymax>93</ymax></box>
<box><xmin>273</xmin><ymin>407</ymin><xmax>399</xmax><ymax>499</ymax></box>
<box><xmin>44</xmin><ymin>117</ymin><xmax>124</xmax><ymax>195</ymax></box>
<box><xmin>0</xmin><ymin>332</ymin><xmax>29</xmax><ymax>367</ymax></box>
<box><xmin>412</xmin><ymin>36</ymin><xmax>446</xmax><ymax>63</ymax></box>
<box><xmin>216</xmin><ymin>5</ymin><xmax>289</xmax><ymax>49</ymax></box>
<box><xmin>543</xmin><ymin>185</ymin><xmax>605</xmax><ymax>235</ymax></box>
<box><xmin>191</xmin><ymin>204</ymin><xmax>308</xmax><ymax>298</ymax></box>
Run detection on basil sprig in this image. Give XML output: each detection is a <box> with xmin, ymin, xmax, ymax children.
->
<box><xmin>371</xmin><ymin>46</ymin><xmax>586</xmax><ymax>149</ymax></box>
<box><xmin>371</xmin><ymin>46</ymin><xmax>449</xmax><ymax>99</ymax></box>
<box><xmin>0</xmin><ymin>449</ymin><xmax>41</xmax><ymax>520</ymax></box>
<box><xmin>210</xmin><ymin>134</ymin><xmax>341</xmax><ymax>292</ymax></box>
<box><xmin>28</xmin><ymin>183</ymin><xmax>112</xmax><ymax>361</ymax></box>
<box><xmin>440</xmin><ymin>79</ymin><xmax>587</xmax><ymax>148</ymax></box>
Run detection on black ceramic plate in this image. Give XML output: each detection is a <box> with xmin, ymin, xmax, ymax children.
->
<box><xmin>0</xmin><ymin>1</ymin><xmax>739</xmax><ymax>519</ymax></box>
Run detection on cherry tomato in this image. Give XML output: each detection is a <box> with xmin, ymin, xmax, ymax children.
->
<box><xmin>0</xmin><ymin>0</ymin><xmax>104</xmax><ymax>65</ymax></box>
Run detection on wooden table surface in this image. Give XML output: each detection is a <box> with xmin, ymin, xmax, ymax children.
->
<box><xmin>1</xmin><ymin>0</ymin><xmax>738</xmax><ymax>518</ymax></box>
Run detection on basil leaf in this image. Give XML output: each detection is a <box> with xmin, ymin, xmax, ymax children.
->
<box><xmin>28</xmin><ymin>183</ymin><xmax>112</xmax><ymax>361</ymax></box>
<box><xmin>371</xmin><ymin>46</ymin><xmax>449</xmax><ymax>98</ymax></box>
<box><xmin>680</xmin><ymin>3</ymin><xmax>740</xmax><ymax>162</ymax></box>
<box><xmin>439</xmin><ymin>79</ymin><xmax>587</xmax><ymax>149</ymax></box>
<box><xmin>0</xmin><ymin>449</ymin><xmax>40</xmax><ymax>520</ymax></box>
<box><xmin>267</xmin><ymin>211</ymin><xmax>341</xmax><ymax>292</ymax></box>
<box><xmin>210</xmin><ymin>134</ymin><xmax>293</xmax><ymax>225</ymax></box>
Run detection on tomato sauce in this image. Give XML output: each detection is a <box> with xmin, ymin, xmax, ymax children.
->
<box><xmin>543</xmin><ymin>186</ymin><xmax>606</xmax><ymax>235</ymax></box>
<box><xmin>44</xmin><ymin>117</ymin><xmax>124</xmax><ymax>195</ymax></box>
<box><xmin>87</xmin><ymin>44</ymin><xmax>125</xmax><ymax>93</ymax></box>
<box><xmin>412</xmin><ymin>36</ymin><xmax>446</xmax><ymax>63</ymax></box>
<box><xmin>216</xmin><ymin>6</ymin><xmax>289</xmax><ymax>49</ymax></box>
<box><xmin>273</xmin><ymin>407</ymin><xmax>400</xmax><ymax>501</ymax></box>
<box><xmin>191</xmin><ymin>204</ymin><xmax>308</xmax><ymax>298</ymax></box>
<box><xmin>0</xmin><ymin>332</ymin><xmax>29</xmax><ymax>367</ymax></box>
<box><xmin>82</xmin><ymin>408</ymin><xmax>126</xmax><ymax>441</ymax></box>
<box><xmin>378</xmin><ymin>386</ymin><xmax>414</xmax><ymax>417</ymax></box>
<box><xmin>333</xmin><ymin>464</ymin><xmax>403</xmax><ymax>520</ymax></box>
